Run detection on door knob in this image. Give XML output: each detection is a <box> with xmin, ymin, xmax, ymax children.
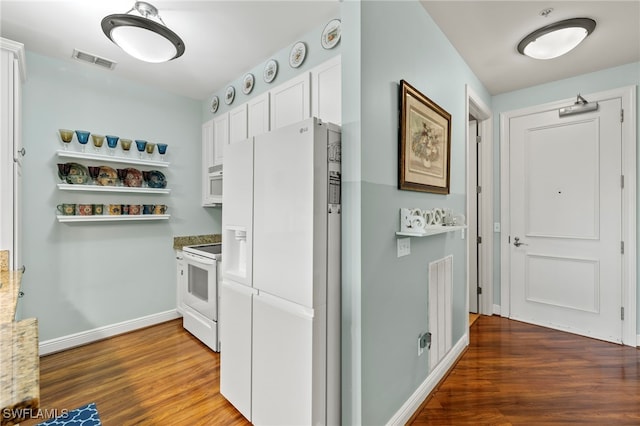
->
<box><xmin>513</xmin><ymin>237</ymin><xmax>528</xmax><ymax>247</ymax></box>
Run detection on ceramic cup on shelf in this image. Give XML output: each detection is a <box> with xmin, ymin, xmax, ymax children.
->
<box><xmin>77</xmin><ymin>204</ymin><xmax>94</xmax><ymax>216</ymax></box>
<box><xmin>107</xmin><ymin>204</ymin><xmax>122</xmax><ymax>215</ymax></box>
<box><xmin>93</xmin><ymin>204</ymin><xmax>104</xmax><ymax>215</ymax></box>
<box><xmin>153</xmin><ymin>204</ymin><xmax>168</xmax><ymax>215</ymax></box>
<box><xmin>128</xmin><ymin>204</ymin><xmax>141</xmax><ymax>215</ymax></box>
<box><xmin>122</xmin><ymin>205</ymin><xmax>130</xmax><ymax>215</ymax></box>
<box><xmin>56</xmin><ymin>203</ymin><xmax>76</xmax><ymax>216</ymax></box>
<box><xmin>142</xmin><ymin>204</ymin><xmax>154</xmax><ymax>215</ymax></box>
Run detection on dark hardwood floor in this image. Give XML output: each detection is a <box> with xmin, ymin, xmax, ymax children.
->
<box><xmin>23</xmin><ymin>315</ymin><xmax>639</xmax><ymax>425</ymax></box>
<box><xmin>411</xmin><ymin>315</ymin><xmax>640</xmax><ymax>425</ymax></box>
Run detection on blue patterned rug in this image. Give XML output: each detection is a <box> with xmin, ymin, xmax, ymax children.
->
<box><xmin>36</xmin><ymin>402</ymin><xmax>101</xmax><ymax>426</ymax></box>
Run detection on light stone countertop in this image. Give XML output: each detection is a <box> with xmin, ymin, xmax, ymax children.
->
<box><xmin>173</xmin><ymin>234</ymin><xmax>221</xmax><ymax>251</ymax></box>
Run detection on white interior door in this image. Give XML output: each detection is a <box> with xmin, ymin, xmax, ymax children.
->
<box><xmin>508</xmin><ymin>97</ymin><xmax>623</xmax><ymax>343</ymax></box>
<box><xmin>468</xmin><ymin>119</ymin><xmax>478</xmax><ymax>314</ymax></box>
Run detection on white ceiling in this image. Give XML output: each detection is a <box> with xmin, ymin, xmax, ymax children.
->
<box><xmin>420</xmin><ymin>1</ymin><xmax>640</xmax><ymax>95</ymax></box>
<box><xmin>1</xmin><ymin>1</ymin><xmax>638</xmax><ymax>100</ymax></box>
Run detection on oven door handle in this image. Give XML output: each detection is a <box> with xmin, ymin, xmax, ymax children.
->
<box><xmin>183</xmin><ymin>251</ymin><xmax>217</xmax><ymax>265</ymax></box>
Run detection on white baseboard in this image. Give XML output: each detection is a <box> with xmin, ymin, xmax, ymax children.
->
<box><xmin>39</xmin><ymin>309</ymin><xmax>181</xmax><ymax>356</ymax></box>
<box><xmin>386</xmin><ymin>333</ymin><xmax>468</xmax><ymax>425</ymax></box>
<box><xmin>493</xmin><ymin>304</ymin><xmax>501</xmax><ymax>315</ymax></box>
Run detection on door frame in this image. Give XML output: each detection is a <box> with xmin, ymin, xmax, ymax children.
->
<box><xmin>500</xmin><ymin>86</ymin><xmax>637</xmax><ymax>346</ymax></box>
<box><xmin>465</xmin><ymin>85</ymin><xmax>493</xmax><ymax>321</ymax></box>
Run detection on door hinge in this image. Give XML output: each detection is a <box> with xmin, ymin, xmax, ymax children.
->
<box><xmin>620</xmin><ymin>109</ymin><xmax>624</xmax><ymax>123</ymax></box>
<box><xmin>621</xmin><ymin>175</ymin><xmax>624</xmax><ymax>189</ymax></box>
<box><xmin>477</xmin><ymin>286</ymin><xmax>482</xmax><ymax>295</ymax></box>
<box><xmin>476</xmin><ymin>135</ymin><xmax>482</xmax><ymax>143</ymax></box>
<box><xmin>477</xmin><ymin>185</ymin><xmax>482</xmax><ymax>194</ymax></box>
<box><xmin>621</xmin><ymin>241</ymin><xmax>624</xmax><ymax>254</ymax></box>
<box><xmin>477</xmin><ymin>236</ymin><xmax>482</xmax><ymax>244</ymax></box>
<box><xmin>621</xmin><ymin>307</ymin><xmax>625</xmax><ymax>320</ymax></box>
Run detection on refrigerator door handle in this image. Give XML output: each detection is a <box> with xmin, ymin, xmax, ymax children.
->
<box><xmin>254</xmin><ymin>291</ymin><xmax>315</xmax><ymax>319</ymax></box>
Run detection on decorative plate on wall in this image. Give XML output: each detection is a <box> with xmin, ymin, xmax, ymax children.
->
<box><xmin>224</xmin><ymin>86</ymin><xmax>235</xmax><ymax>105</ymax></box>
<box><xmin>210</xmin><ymin>95</ymin><xmax>219</xmax><ymax>113</ymax></box>
<box><xmin>242</xmin><ymin>73</ymin><xmax>255</xmax><ymax>95</ymax></box>
<box><xmin>289</xmin><ymin>41</ymin><xmax>307</xmax><ymax>68</ymax></box>
<box><xmin>263</xmin><ymin>59</ymin><xmax>278</xmax><ymax>83</ymax></box>
<box><xmin>321</xmin><ymin>19</ymin><xmax>341</xmax><ymax>49</ymax></box>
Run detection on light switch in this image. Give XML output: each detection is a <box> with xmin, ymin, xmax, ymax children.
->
<box><xmin>397</xmin><ymin>238</ymin><xmax>410</xmax><ymax>257</ymax></box>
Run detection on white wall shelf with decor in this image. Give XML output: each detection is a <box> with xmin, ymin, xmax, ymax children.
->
<box><xmin>396</xmin><ymin>225</ymin><xmax>467</xmax><ymax>238</ymax></box>
<box><xmin>56</xmin><ymin>214</ymin><xmax>170</xmax><ymax>223</ymax></box>
<box><xmin>56</xmin><ymin>184</ymin><xmax>170</xmax><ymax>194</ymax></box>
<box><xmin>397</xmin><ymin>207</ymin><xmax>466</xmax><ymax>237</ymax></box>
<box><xmin>56</xmin><ymin>150</ymin><xmax>169</xmax><ymax>168</ymax></box>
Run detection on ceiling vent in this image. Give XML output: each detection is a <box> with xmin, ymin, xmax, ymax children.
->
<box><xmin>72</xmin><ymin>49</ymin><xmax>117</xmax><ymax>70</ymax></box>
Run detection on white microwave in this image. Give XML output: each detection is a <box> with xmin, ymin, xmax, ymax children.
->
<box><xmin>203</xmin><ymin>164</ymin><xmax>222</xmax><ymax>206</ymax></box>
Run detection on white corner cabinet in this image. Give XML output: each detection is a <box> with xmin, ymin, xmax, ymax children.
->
<box><xmin>55</xmin><ymin>149</ymin><xmax>171</xmax><ymax>223</ymax></box>
<box><xmin>201</xmin><ymin>56</ymin><xmax>341</xmax><ymax>207</ymax></box>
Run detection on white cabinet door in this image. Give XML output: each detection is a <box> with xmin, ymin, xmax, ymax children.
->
<box><xmin>252</xmin><ymin>292</ymin><xmax>326</xmax><ymax>426</ymax></box>
<box><xmin>229</xmin><ymin>103</ymin><xmax>248</xmax><ymax>144</ymax></box>
<box><xmin>220</xmin><ymin>281</ymin><xmax>255</xmax><ymax>422</ymax></box>
<box><xmin>269</xmin><ymin>72</ymin><xmax>310</xmax><ymax>131</ymax></box>
<box><xmin>311</xmin><ymin>55</ymin><xmax>341</xmax><ymax>125</ymax></box>
<box><xmin>201</xmin><ymin>119</ymin><xmax>214</xmax><ymax>205</ymax></box>
<box><xmin>213</xmin><ymin>112</ymin><xmax>229</xmax><ymax>166</ymax></box>
<box><xmin>176</xmin><ymin>251</ymin><xmax>186</xmax><ymax>314</ymax></box>
<box><xmin>247</xmin><ymin>92</ymin><xmax>270</xmax><ymax>138</ymax></box>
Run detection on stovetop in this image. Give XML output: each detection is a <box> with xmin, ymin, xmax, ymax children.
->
<box><xmin>183</xmin><ymin>243</ymin><xmax>222</xmax><ymax>258</ymax></box>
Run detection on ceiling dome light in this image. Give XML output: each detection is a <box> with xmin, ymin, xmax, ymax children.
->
<box><xmin>101</xmin><ymin>1</ymin><xmax>185</xmax><ymax>63</ymax></box>
<box><xmin>518</xmin><ymin>18</ymin><xmax>596</xmax><ymax>60</ymax></box>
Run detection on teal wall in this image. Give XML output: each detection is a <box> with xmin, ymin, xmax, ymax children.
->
<box><xmin>19</xmin><ymin>52</ymin><xmax>219</xmax><ymax>341</ymax></box>
<box><xmin>341</xmin><ymin>1</ymin><xmax>491</xmax><ymax>424</ymax></box>
<box><xmin>491</xmin><ymin>61</ymin><xmax>640</xmax><ymax>330</ymax></box>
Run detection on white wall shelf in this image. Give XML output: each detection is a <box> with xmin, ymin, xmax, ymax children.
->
<box><xmin>396</xmin><ymin>225</ymin><xmax>467</xmax><ymax>237</ymax></box>
<box><xmin>56</xmin><ymin>149</ymin><xmax>169</xmax><ymax>168</ymax></box>
<box><xmin>57</xmin><ymin>214</ymin><xmax>170</xmax><ymax>223</ymax></box>
<box><xmin>57</xmin><ymin>183</ymin><xmax>170</xmax><ymax>194</ymax></box>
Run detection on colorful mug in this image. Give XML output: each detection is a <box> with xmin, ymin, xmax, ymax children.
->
<box><xmin>56</xmin><ymin>203</ymin><xmax>76</xmax><ymax>215</ymax></box>
<box><xmin>108</xmin><ymin>204</ymin><xmax>122</xmax><ymax>215</ymax></box>
<box><xmin>142</xmin><ymin>204</ymin><xmax>154</xmax><ymax>214</ymax></box>
<box><xmin>128</xmin><ymin>204</ymin><xmax>141</xmax><ymax>215</ymax></box>
<box><xmin>153</xmin><ymin>204</ymin><xmax>168</xmax><ymax>215</ymax></box>
<box><xmin>93</xmin><ymin>204</ymin><xmax>104</xmax><ymax>215</ymax></box>
<box><xmin>77</xmin><ymin>204</ymin><xmax>94</xmax><ymax>216</ymax></box>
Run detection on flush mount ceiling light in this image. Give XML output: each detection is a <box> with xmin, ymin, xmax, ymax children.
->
<box><xmin>517</xmin><ymin>18</ymin><xmax>596</xmax><ymax>60</ymax></box>
<box><xmin>101</xmin><ymin>1</ymin><xmax>185</xmax><ymax>63</ymax></box>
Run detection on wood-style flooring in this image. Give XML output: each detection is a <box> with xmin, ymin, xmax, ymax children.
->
<box><xmin>23</xmin><ymin>315</ymin><xmax>639</xmax><ymax>425</ymax></box>
<box><xmin>410</xmin><ymin>315</ymin><xmax>640</xmax><ymax>425</ymax></box>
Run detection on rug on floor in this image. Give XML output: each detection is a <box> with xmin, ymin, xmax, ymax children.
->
<box><xmin>36</xmin><ymin>402</ymin><xmax>101</xmax><ymax>426</ymax></box>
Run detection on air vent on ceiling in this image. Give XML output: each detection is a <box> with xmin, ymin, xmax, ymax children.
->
<box><xmin>72</xmin><ymin>49</ymin><xmax>116</xmax><ymax>70</ymax></box>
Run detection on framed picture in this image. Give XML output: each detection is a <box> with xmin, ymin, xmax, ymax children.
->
<box><xmin>398</xmin><ymin>79</ymin><xmax>451</xmax><ymax>194</ymax></box>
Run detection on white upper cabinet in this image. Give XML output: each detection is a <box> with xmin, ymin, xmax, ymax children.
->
<box><xmin>202</xmin><ymin>118</ymin><xmax>215</xmax><ymax>171</ymax></box>
<box><xmin>247</xmin><ymin>92</ymin><xmax>270</xmax><ymax>138</ymax></box>
<box><xmin>229</xmin><ymin>103</ymin><xmax>248</xmax><ymax>145</ymax></box>
<box><xmin>213</xmin><ymin>112</ymin><xmax>229</xmax><ymax>166</ymax></box>
<box><xmin>269</xmin><ymin>72</ymin><xmax>311</xmax><ymax>131</ymax></box>
<box><xmin>312</xmin><ymin>55</ymin><xmax>341</xmax><ymax>126</ymax></box>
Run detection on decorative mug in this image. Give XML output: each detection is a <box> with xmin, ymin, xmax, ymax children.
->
<box><xmin>93</xmin><ymin>204</ymin><xmax>104</xmax><ymax>215</ymax></box>
<box><xmin>142</xmin><ymin>204</ymin><xmax>154</xmax><ymax>215</ymax></box>
<box><xmin>108</xmin><ymin>204</ymin><xmax>122</xmax><ymax>215</ymax></box>
<box><xmin>122</xmin><ymin>205</ymin><xmax>130</xmax><ymax>215</ymax></box>
<box><xmin>128</xmin><ymin>204</ymin><xmax>141</xmax><ymax>215</ymax></box>
<box><xmin>56</xmin><ymin>203</ymin><xmax>76</xmax><ymax>215</ymax></box>
<box><xmin>153</xmin><ymin>204</ymin><xmax>168</xmax><ymax>215</ymax></box>
<box><xmin>78</xmin><ymin>204</ymin><xmax>94</xmax><ymax>216</ymax></box>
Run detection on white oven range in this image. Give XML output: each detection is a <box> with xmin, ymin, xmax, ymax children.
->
<box><xmin>181</xmin><ymin>243</ymin><xmax>221</xmax><ymax>351</ymax></box>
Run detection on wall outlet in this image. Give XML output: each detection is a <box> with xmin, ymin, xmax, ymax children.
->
<box><xmin>397</xmin><ymin>238</ymin><xmax>410</xmax><ymax>257</ymax></box>
<box><xmin>417</xmin><ymin>332</ymin><xmax>431</xmax><ymax>356</ymax></box>
<box><xmin>494</xmin><ymin>222</ymin><xmax>501</xmax><ymax>232</ymax></box>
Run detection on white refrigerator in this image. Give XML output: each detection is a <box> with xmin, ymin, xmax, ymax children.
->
<box><xmin>220</xmin><ymin>117</ymin><xmax>341</xmax><ymax>425</ymax></box>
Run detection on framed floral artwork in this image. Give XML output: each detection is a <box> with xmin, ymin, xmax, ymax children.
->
<box><xmin>398</xmin><ymin>79</ymin><xmax>451</xmax><ymax>194</ymax></box>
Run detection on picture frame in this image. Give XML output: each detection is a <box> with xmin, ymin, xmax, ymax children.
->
<box><xmin>398</xmin><ymin>79</ymin><xmax>451</xmax><ymax>194</ymax></box>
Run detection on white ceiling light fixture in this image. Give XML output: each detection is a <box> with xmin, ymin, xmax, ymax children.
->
<box><xmin>518</xmin><ymin>18</ymin><xmax>596</xmax><ymax>60</ymax></box>
<box><xmin>101</xmin><ymin>1</ymin><xmax>185</xmax><ymax>63</ymax></box>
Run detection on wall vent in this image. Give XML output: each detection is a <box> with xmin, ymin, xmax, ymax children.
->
<box><xmin>72</xmin><ymin>49</ymin><xmax>116</xmax><ymax>70</ymax></box>
<box><xmin>428</xmin><ymin>255</ymin><xmax>453</xmax><ymax>372</ymax></box>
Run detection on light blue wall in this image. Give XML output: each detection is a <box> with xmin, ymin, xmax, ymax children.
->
<box><xmin>19</xmin><ymin>52</ymin><xmax>219</xmax><ymax>341</ymax></box>
<box><xmin>341</xmin><ymin>1</ymin><xmax>491</xmax><ymax>424</ymax></box>
<box><xmin>201</xmin><ymin>20</ymin><xmax>342</xmax><ymax>122</ymax></box>
<box><xmin>491</xmin><ymin>62</ymin><xmax>640</xmax><ymax>330</ymax></box>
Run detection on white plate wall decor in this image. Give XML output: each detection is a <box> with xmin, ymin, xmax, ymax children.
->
<box><xmin>289</xmin><ymin>41</ymin><xmax>307</xmax><ymax>68</ymax></box>
<box><xmin>321</xmin><ymin>19</ymin><xmax>342</xmax><ymax>49</ymax></box>
<box><xmin>263</xmin><ymin>59</ymin><xmax>278</xmax><ymax>83</ymax></box>
<box><xmin>224</xmin><ymin>86</ymin><xmax>235</xmax><ymax>105</ymax></box>
<box><xmin>210</xmin><ymin>95</ymin><xmax>219</xmax><ymax>113</ymax></box>
<box><xmin>242</xmin><ymin>73</ymin><xmax>255</xmax><ymax>95</ymax></box>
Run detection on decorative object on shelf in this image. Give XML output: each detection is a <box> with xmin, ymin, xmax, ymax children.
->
<box><xmin>145</xmin><ymin>142</ymin><xmax>156</xmax><ymax>159</ymax></box>
<box><xmin>321</xmin><ymin>19</ymin><xmax>341</xmax><ymax>49</ymax></box>
<box><xmin>122</xmin><ymin>167</ymin><xmax>143</xmax><ymax>187</ymax></box>
<box><xmin>398</xmin><ymin>208</ymin><xmax>466</xmax><ymax>237</ymax></box>
<box><xmin>91</xmin><ymin>134</ymin><xmax>105</xmax><ymax>152</ymax></box>
<box><xmin>78</xmin><ymin>204</ymin><xmax>94</xmax><ymax>216</ymax></box>
<box><xmin>242</xmin><ymin>73</ymin><xmax>255</xmax><ymax>95</ymax></box>
<box><xmin>225</xmin><ymin>85</ymin><xmax>235</xmax><ymax>105</ymax></box>
<box><xmin>108</xmin><ymin>204</ymin><xmax>122</xmax><ymax>215</ymax></box>
<box><xmin>135</xmin><ymin>139</ymin><xmax>147</xmax><ymax>158</ymax></box>
<box><xmin>146</xmin><ymin>170</ymin><xmax>167</xmax><ymax>188</ymax></box>
<box><xmin>157</xmin><ymin>143</ymin><xmax>168</xmax><ymax>160</ymax></box>
<box><xmin>57</xmin><ymin>163</ymin><xmax>71</xmax><ymax>183</ymax></box>
<box><xmin>59</xmin><ymin>162</ymin><xmax>90</xmax><ymax>184</ymax></box>
<box><xmin>105</xmin><ymin>135</ymin><xmax>119</xmax><ymax>155</ymax></box>
<box><xmin>75</xmin><ymin>130</ymin><xmax>90</xmax><ymax>152</ymax></box>
<box><xmin>289</xmin><ymin>41</ymin><xmax>307</xmax><ymax>68</ymax></box>
<box><xmin>210</xmin><ymin>95</ymin><xmax>219</xmax><ymax>113</ymax></box>
<box><xmin>59</xmin><ymin>129</ymin><xmax>74</xmax><ymax>149</ymax></box>
<box><xmin>56</xmin><ymin>203</ymin><xmax>76</xmax><ymax>216</ymax></box>
<box><xmin>88</xmin><ymin>166</ymin><xmax>101</xmax><ymax>184</ymax></box>
<box><xmin>97</xmin><ymin>166</ymin><xmax>118</xmax><ymax>186</ymax></box>
<box><xmin>121</xmin><ymin>138</ymin><xmax>132</xmax><ymax>152</ymax></box>
<box><xmin>153</xmin><ymin>204</ymin><xmax>168</xmax><ymax>214</ymax></box>
<box><xmin>101</xmin><ymin>1</ymin><xmax>185</xmax><ymax>63</ymax></box>
<box><xmin>398</xmin><ymin>80</ymin><xmax>451</xmax><ymax>194</ymax></box>
<box><xmin>263</xmin><ymin>59</ymin><xmax>278</xmax><ymax>83</ymax></box>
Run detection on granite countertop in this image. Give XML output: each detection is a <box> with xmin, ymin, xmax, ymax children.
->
<box><xmin>0</xmin><ymin>250</ymin><xmax>39</xmax><ymax>426</ymax></box>
<box><xmin>173</xmin><ymin>234</ymin><xmax>221</xmax><ymax>251</ymax></box>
